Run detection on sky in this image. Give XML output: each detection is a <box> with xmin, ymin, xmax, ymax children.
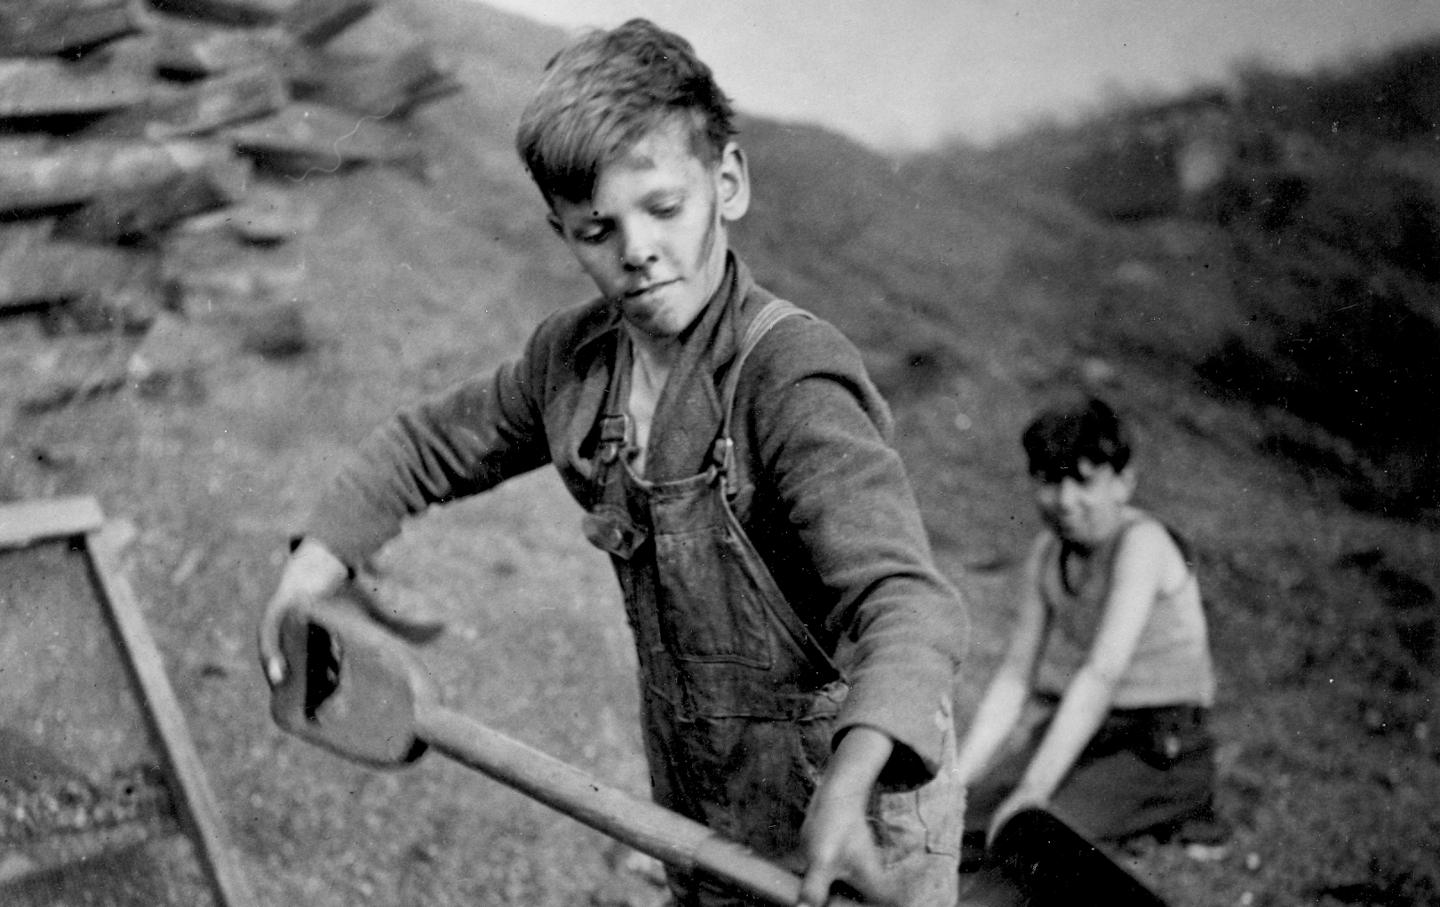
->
<box><xmin>475</xmin><ymin>0</ymin><xmax>1440</xmax><ymax>152</ymax></box>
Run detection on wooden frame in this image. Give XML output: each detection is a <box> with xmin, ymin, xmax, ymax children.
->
<box><xmin>0</xmin><ymin>495</ymin><xmax>257</xmax><ymax>907</ymax></box>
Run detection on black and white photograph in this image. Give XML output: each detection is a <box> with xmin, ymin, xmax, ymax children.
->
<box><xmin>2</xmin><ymin>1</ymin><xmax>1438</xmax><ymax>905</ymax></box>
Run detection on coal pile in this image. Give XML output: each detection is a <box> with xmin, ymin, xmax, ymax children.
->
<box><xmin>1</xmin><ymin>0</ymin><xmax>458</xmax><ymax>414</ymax></box>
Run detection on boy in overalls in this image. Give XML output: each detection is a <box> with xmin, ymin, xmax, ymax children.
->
<box><xmin>258</xmin><ymin>19</ymin><xmax>966</xmax><ymax>906</ymax></box>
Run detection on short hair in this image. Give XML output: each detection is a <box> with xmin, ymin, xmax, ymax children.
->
<box><xmin>1021</xmin><ymin>396</ymin><xmax>1133</xmax><ymax>482</ymax></box>
<box><xmin>515</xmin><ymin>18</ymin><xmax>737</xmax><ymax>206</ymax></box>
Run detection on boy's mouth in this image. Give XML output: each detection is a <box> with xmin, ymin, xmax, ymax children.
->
<box><xmin>624</xmin><ymin>280</ymin><xmax>675</xmax><ymax>300</ymax></box>
<box><xmin>1050</xmin><ymin>512</ymin><xmax>1086</xmax><ymax>537</ymax></box>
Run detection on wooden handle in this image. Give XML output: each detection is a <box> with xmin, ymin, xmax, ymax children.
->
<box><xmin>273</xmin><ymin>598</ymin><xmax>867</xmax><ymax>905</ymax></box>
<box><xmin>416</xmin><ymin>702</ymin><xmax>865</xmax><ymax>907</ymax></box>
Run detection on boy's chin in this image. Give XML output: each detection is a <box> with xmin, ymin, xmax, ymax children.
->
<box><xmin>1047</xmin><ymin>519</ymin><xmax>1097</xmax><ymax>548</ymax></box>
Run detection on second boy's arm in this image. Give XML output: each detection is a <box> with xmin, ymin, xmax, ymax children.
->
<box><xmin>955</xmin><ymin>536</ymin><xmax>1049</xmax><ymax>786</ymax></box>
<box><xmin>989</xmin><ymin>522</ymin><xmax>1173</xmax><ymax>837</ymax></box>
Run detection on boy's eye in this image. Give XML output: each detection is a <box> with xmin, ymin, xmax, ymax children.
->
<box><xmin>1033</xmin><ymin>466</ymin><xmax>1089</xmax><ymax>486</ymax></box>
<box><xmin>651</xmin><ymin>201</ymin><xmax>682</xmax><ymax>219</ymax></box>
<box><xmin>575</xmin><ymin>224</ymin><xmax>611</xmax><ymax>245</ymax></box>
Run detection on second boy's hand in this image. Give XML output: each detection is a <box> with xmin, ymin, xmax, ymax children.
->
<box><xmin>798</xmin><ymin>726</ymin><xmax>901</xmax><ymax>907</ymax></box>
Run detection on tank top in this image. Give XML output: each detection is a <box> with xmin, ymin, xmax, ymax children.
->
<box><xmin>1033</xmin><ymin>513</ymin><xmax>1216</xmax><ymax>708</ymax></box>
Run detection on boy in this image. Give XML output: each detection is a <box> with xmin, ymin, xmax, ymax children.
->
<box><xmin>955</xmin><ymin>396</ymin><xmax>1226</xmax><ymax>861</ymax></box>
<box><xmin>257</xmin><ymin>19</ymin><xmax>966</xmax><ymax>907</ymax></box>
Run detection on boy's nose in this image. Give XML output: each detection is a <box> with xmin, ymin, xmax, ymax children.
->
<box><xmin>619</xmin><ymin>227</ymin><xmax>659</xmax><ymax>270</ymax></box>
<box><xmin>1057</xmin><ymin>478</ymin><xmax>1082</xmax><ymax>509</ymax></box>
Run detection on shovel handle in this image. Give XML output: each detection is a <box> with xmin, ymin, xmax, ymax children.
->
<box><xmin>273</xmin><ymin>598</ymin><xmax>866</xmax><ymax>906</ymax></box>
<box><xmin>416</xmin><ymin>702</ymin><xmax>864</xmax><ymax>907</ymax></box>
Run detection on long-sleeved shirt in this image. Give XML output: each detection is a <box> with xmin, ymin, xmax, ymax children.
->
<box><xmin>305</xmin><ymin>254</ymin><xmax>967</xmax><ymax>783</ymax></box>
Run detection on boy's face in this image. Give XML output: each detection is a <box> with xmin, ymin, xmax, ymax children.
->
<box><xmin>1033</xmin><ymin>459</ymin><xmax>1135</xmax><ymax>548</ymax></box>
<box><xmin>548</xmin><ymin>118</ymin><xmax>750</xmax><ymax>343</ymax></box>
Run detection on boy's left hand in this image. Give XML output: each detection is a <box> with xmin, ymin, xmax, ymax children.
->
<box><xmin>797</xmin><ymin>790</ymin><xmax>897</xmax><ymax>906</ymax></box>
<box><xmin>796</xmin><ymin>725</ymin><xmax>901</xmax><ymax>907</ymax></box>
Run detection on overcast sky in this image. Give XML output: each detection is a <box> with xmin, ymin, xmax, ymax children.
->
<box><xmin>477</xmin><ymin>0</ymin><xmax>1440</xmax><ymax>151</ymax></box>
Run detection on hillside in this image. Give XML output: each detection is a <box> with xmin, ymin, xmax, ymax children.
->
<box><xmin>1</xmin><ymin>1</ymin><xmax>1437</xmax><ymax>905</ymax></box>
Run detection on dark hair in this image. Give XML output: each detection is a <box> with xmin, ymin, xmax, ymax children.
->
<box><xmin>515</xmin><ymin>18</ymin><xmax>737</xmax><ymax>206</ymax></box>
<box><xmin>1021</xmin><ymin>397</ymin><xmax>1133</xmax><ymax>482</ymax></box>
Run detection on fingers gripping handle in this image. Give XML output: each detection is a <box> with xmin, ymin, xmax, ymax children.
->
<box><xmin>269</xmin><ymin>597</ymin><xmax>865</xmax><ymax>906</ymax></box>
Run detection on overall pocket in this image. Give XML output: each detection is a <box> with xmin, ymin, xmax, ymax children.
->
<box><xmin>653</xmin><ymin>523</ymin><xmax>772</xmax><ymax>668</ymax></box>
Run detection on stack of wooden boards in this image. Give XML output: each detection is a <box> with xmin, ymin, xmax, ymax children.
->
<box><xmin>0</xmin><ymin>0</ymin><xmax>459</xmax><ymax>409</ymax></box>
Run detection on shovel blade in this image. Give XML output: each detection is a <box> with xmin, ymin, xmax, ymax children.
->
<box><xmin>270</xmin><ymin>594</ymin><xmax>433</xmax><ymax>768</ymax></box>
<box><xmin>982</xmin><ymin>808</ymin><xmax>1168</xmax><ymax>906</ymax></box>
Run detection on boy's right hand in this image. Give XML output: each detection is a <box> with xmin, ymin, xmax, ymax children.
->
<box><xmin>256</xmin><ymin>538</ymin><xmax>349</xmax><ymax>688</ymax></box>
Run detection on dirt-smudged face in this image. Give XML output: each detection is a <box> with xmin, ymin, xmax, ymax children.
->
<box><xmin>548</xmin><ymin>119</ymin><xmax>750</xmax><ymax>343</ymax></box>
<box><xmin>1033</xmin><ymin>459</ymin><xmax>1135</xmax><ymax>548</ymax></box>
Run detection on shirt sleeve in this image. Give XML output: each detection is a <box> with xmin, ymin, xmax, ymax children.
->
<box><xmin>304</xmin><ymin>343</ymin><xmax>551</xmax><ymax>569</ymax></box>
<box><xmin>740</xmin><ymin>315</ymin><xmax>968</xmax><ymax>787</ymax></box>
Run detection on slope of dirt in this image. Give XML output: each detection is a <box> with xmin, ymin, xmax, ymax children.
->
<box><xmin>2</xmin><ymin>2</ymin><xmax>1437</xmax><ymax>906</ymax></box>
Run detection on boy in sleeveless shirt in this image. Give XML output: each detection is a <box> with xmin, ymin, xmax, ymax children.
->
<box><xmin>956</xmin><ymin>397</ymin><xmax>1226</xmax><ymax>862</ymax></box>
<box><xmin>257</xmin><ymin>19</ymin><xmax>966</xmax><ymax>907</ymax></box>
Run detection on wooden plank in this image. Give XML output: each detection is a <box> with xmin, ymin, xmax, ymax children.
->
<box><xmin>55</xmin><ymin>149</ymin><xmax>251</xmax><ymax>244</ymax></box>
<box><xmin>0</xmin><ymin>496</ymin><xmax>105</xmax><ymax>549</ymax></box>
<box><xmin>86</xmin><ymin>525</ymin><xmax>260</xmax><ymax>907</ymax></box>
<box><xmin>0</xmin><ymin>223</ymin><xmax>57</xmax><ymax>314</ymax></box>
<box><xmin>162</xmin><ymin>229</ymin><xmax>305</xmax><ymax>311</ymax></box>
<box><xmin>0</xmin><ymin>58</ymin><xmax>154</xmax><ymax>118</ymax></box>
<box><xmin>282</xmin><ymin>0</ymin><xmax>375</xmax><ymax>47</ymax></box>
<box><xmin>147</xmin><ymin>19</ymin><xmax>299</xmax><ymax>77</ymax></box>
<box><xmin>64</xmin><ymin>256</ymin><xmax>171</xmax><ymax>334</ymax></box>
<box><xmin>85</xmin><ymin>67</ymin><xmax>290</xmax><ymax>140</ymax></box>
<box><xmin>0</xmin><ymin>235</ymin><xmax>155</xmax><ymax>309</ymax></box>
<box><xmin>0</xmin><ymin>219</ymin><xmax>55</xmax><ymax>250</ymax></box>
<box><xmin>0</xmin><ymin>138</ymin><xmax>238</xmax><ymax>212</ymax></box>
<box><xmin>0</xmin><ymin>0</ymin><xmax>137</xmax><ymax>56</ymax></box>
<box><xmin>292</xmin><ymin>44</ymin><xmax>460</xmax><ymax>118</ymax></box>
<box><xmin>177</xmin><ymin>183</ymin><xmax>320</xmax><ymax>242</ymax></box>
<box><xmin>148</xmin><ymin>0</ymin><xmax>297</xmax><ymax>27</ymax></box>
<box><xmin>86</xmin><ymin>32</ymin><xmax>166</xmax><ymax>77</ymax></box>
<box><xmin>16</xmin><ymin>347</ymin><xmax>134</xmax><ymax>415</ymax></box>
<box><xmin>224</xmin><ymin>101</ymin><xmax>423</xmax><ymax>169</ymax></box>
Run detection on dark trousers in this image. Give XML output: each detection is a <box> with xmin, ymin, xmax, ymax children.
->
<box><xmin>966</xmin><ymin>702</ymin><xmax>1219</xmax><ymax>844</ymax></box>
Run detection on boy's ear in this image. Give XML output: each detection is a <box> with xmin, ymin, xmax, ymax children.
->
<box><xmin>716</xmin><ymin>141</ymin><xmax>750</xmax><ymax>221</ymax></box>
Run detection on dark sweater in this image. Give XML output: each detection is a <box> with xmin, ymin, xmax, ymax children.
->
<box><xmin>306</xmin><ymin>255</ymin><xmax>967</xmax><ymax>783</ymax></box>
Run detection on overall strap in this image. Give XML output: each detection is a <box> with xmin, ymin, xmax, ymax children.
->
<box><xmin>593</xmin><ymin>332</ymin><xmax>635</xmax><ymax>469</ymax></box>
<box><xmin>707</xmin><ymin>299</ymin><xmax>841</xmax><ymax>683</ymax></box>
<box><xmin>710</xmin><ymin>299</ymin><xmax>814</xmax><ymax>495</ymax></box>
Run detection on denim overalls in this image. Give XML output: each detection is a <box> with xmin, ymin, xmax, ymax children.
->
<box><xmin>581</xmin><ymin>301</ymin><xmax>962</xmax><ymax>906</ymax></box>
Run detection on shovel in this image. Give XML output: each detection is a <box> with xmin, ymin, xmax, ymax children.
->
<box><xmin>269</xmin><ymin>593</ymin><xmax>866</xmax><ymax>907</ymax></box>
<box><xmin>967</xmin><ymin>807</ymin><xmax>1171</xmax><ymax>906</ymax></box>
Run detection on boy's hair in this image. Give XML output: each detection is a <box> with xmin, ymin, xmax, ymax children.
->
<box><xmin>515</xmin><ymin>18</ymin><xmax>737</xmax><ymax>206</ymax></box>
<box><xmin>1021</xmin><ymin>396</ymin><xmax>1133</xmax><ymax>482</ymax></box>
